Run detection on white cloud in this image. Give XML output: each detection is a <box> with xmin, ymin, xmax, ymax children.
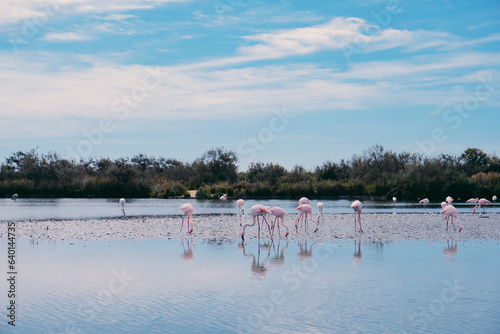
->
<box><xmin>41</xmin><ymin>31</ymin><xmax>92</xmax><ymax>41</ymax></box>
<box><xmin>0</xmin><ymin>0</ymin><xmax>189</xmax><ymax>25</ymax></box>
<box><xmin>236</xmin><ymin>17</ymin><xmax>451</xmax><ymax>62</ymax></box>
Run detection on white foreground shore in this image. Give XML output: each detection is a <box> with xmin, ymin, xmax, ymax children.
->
<box><xmin>1</xmin><ymin>213</ymin><xmax>499</xmax><ymax>242</ymax></box>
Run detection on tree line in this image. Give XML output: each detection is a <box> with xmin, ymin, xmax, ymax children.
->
<box><xmin>1</xmin><ymin>145</ymin><xmax>499</xmax><ymax>200</ymax></box>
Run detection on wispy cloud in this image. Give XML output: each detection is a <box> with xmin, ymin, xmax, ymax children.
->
<box><xmin>41</xmin><ymin>32</ymin><xmax>92</xmax><ymax>41</ymax></box>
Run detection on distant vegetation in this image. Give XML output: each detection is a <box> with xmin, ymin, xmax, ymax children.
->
<box><xmin>1</xmin><ymin>145</ymin><xmax>499</xmax><ymax>201</ymax></box>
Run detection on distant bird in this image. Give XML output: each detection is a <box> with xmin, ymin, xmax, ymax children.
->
<box><xmin>493</xmin><ymin>195</ymin><xmax>497</xmax><ymax>202</ymax></box>
<box><xmin>119</xmin><ymin>198</ymin><xmax>126</xmax><ymax>216</ymax></box>
<box><xmin>351</xmin><ymin>200</ymin><xmax>363</xmax><ymax>233</ymax></box>
<box><xmin>269</xmin><ymin>207</ymin><xmax>289</xmax><ymax>239</ymax></box>
<box><xmin>441</xmin><ymin>201</ymin><xmax>448</xmax><ymax>209</ymax></box>
<box><xmin>180</xmin><ymin>203</ymin><xmax>194</xmax><ymax>234</ymax></box>
<box><xmin>392</xmin><ymin>197</ymin><xmax>397</xmax><ymax>202</ymax></box>
<box><xmin>440</xmin><ymin>204</ymin><xmax>463</xmax><ymax>232</ymax></box>
<box><xmin>298</xmin><ymin>197</ymin><xmax>310</xmax><ymax>205</ymax></box>
<box><xmin>11</xmin><ymin>194</ymin><xmax>18</xmax><ymax>201</ymax></box>
<box><xmin>419</xmin><ymin>198</ymin><xmax>429</xmax><ymax>204</ymax></box>
<box><xmin>317</xmin><ymin>202</ymin><xmax>324</xmax><ymax>224</ymax></box>
<box><xmin>237</xmin><ymin>199</ymin><xmax>245</xmax><ymax>226</ymax></box>
<box><xmin>446</xmin><ymin>196</ymin><xmax>454</xmax><ymax>204</ymax></box>
<box><xmin>242</xmin><ymin>204</ymin><xmax>272</xmax><ymax>241</ymax></box>
<box><xmin>466</xmin><ymin>198</ymin><xmax>478</xmax><ymax>204</ymax></box>
<box><xmin>473</xmin><ymin>198</ymin><xmax>491</xmax><ymax>214</ymax></box>
<box><xmin>295</xmin><ymin>204</ymin><xmax>318</xmax><ymax>233</ymax></box>
<box><xmin>220</xmin><ymin>195</ymin><xmax>227</xmax><ymax>200</ymax></box>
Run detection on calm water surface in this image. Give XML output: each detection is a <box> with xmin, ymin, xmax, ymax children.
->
<box><xmin>0</xmin><ymin>238</ymin><xmax>498</xmax><ymax>333</ymax></box>
<box><xmin>2</xmin><ymin>198</ymin><xmax>498</xmax><ymax>221</ymax></box>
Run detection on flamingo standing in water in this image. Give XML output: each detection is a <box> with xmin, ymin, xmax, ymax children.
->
<box><xmin>269</xmin><ymin>207</ymin><xmax>289</xmax><ymax>239</ymax></box>
<box><xmin>466</xmin><ymin>198</ymin><xmax>478</xmax><ymax>204</ymax></box>
<box><xmin>119</xmin><ymin>198</ymin><xmax>126</xmax><ymax>216</ymax></box>
<box><xmin>473</xmin><ymin>198</ymin><xmax>491</xmax><ymax>213</ymax></box>
<box><xmin>295</xmin><ymin>204</ymin><xmax>318</xmax><ymax>233</ymax></box>
<box><xmin>220</xmin><ymin>195</ymin><xmax>227</xmax><ymax>200</ymax></box>
<box><xmin>419</xmin><ymin>198</ymin><xmax>429</xmax><ymax>204</ymax></box>
<box><xmin>241</xmin><ymin>204</ymin><xmax>272</xmax><ymax>241</ymax></box>
<box><xmin>180</xmin><ymin>203</ymin><xmax>194</xmax><ymax>233</ymax></box>
<box><xmin>317</xmin><ymin>202</ymin><xmax>324</xmax><ymax>224</ymax></box>
<box><xmin>237</xmin><ymin>199</ymin><xmax>245</xmax><ymax>226</ymax></box>
<box><xmin>351</xmin><ymin>200</ymin><xmax>363</xmax><ymax>232</ymax></box>
<box><xmin>299</xmin><ymin>197</ymin><xmax>310</xmax><ymax>205</ymax></box>
<box><xmin>11</xmin><ymin>194</ymin><xmax>18</xmax><ymax>201</ymax></box>
<box><xmin>440</xmin><ymin>204</ymin><xmax>463</xmax><ymax>232</ymax></box>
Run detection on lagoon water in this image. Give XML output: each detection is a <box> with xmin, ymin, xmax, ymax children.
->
<box><xmin>0</xmin><ymin>238</ymin><xmax>499</xmax><ymax>333</ymax></box>
<box><xmin>1</xmin><ymin>198</ymin><xmax>499</xmax><ymax>333</ymax></box>
<box><xmin>2</xmin><ymin>198</ymin><xmax>498</xmax><ymax>221</ymax></box>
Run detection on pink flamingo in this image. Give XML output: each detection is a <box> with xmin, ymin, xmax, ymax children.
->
<box><xmin>119</xmin><ymin>198</ymin><xmax>126</xmax><ymax>216</ymax></box>
<box><xmin>241</xmin><ymin>204</ymin><xmax>272</xmax><ymax>241</ymax></box>
<box><xmin>237</xmin><ymin>199</ymin><xmax>245</xmax><ymax>226</ymax></box>
<box><xmin>419</xmin><ymin>198</ymin><xmax>429</xmax><ymax>204</ymax></box>
<box><xmin>351</xmin><ymin>200</ymin><xmax>363</xmax><ymax>232</ymax></box>
<box><xmin>220</xmin><ymin>195</ymin><xmax>227</xmax><ymax>200</ymax></box>
<box><xmin>493</xmin><ymin>195</ymin><xmax>497</xmax><ymax>201</ymax></box>
<box><xmin>180</xmin><ymin>203</ymin><xmax>194</xmax><ymax>233</ymax></box>
<box><xmin>466</xmin><ymin>198</ymin><xmax>478</xmax><ymax>203</ymax></box>
<box><xmin>473</xmin><ymin>198</ymin><xmax>491</xmax><ymax>213</ymax></box>
<box><xmin>392</xmin><ymin>196</ymin><xmax>397</xmax><ymax>202</ymax></box>
<box><xmin>269</xmin><ymin>207</ymin><xmax>289</xmax><ymax>239</ymax></box>
<box><xmin>446</xmin><ymin>196</ymin><xmax>453</xmax><ymax>204</ymax></box>
<box><xmin>299</xmin><ymin>197</ymin><xmax>310</xmax><ymax>205</ymax></box>
<box><xmin>11</xmin><ymin>194</ymin><xmax>18</xmax><ymax>201</ymax></box>
<box><xmin>440</xmin><ymin>204</ymin><xmax>463</xmax><ymax>232</ymax></box>
<box><xmin>295</xmin><ymin>204</ymin><xmax>318</xmax><ymax>233</ymax></box>
<box><xmin>317</xmin><ymin>202</ymin><xmax>324</xmax><ymax>224</ymax></box>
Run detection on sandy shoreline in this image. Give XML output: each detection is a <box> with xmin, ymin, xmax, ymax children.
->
<box><xmin>1</xmin><ymin>213</ymin><xmax>499</xmax><ymax>242</ymax></box>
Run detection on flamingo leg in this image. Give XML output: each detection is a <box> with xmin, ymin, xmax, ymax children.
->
<box><xmin>188</xmin><ymin>216</ymin><xmax>193</xmax><ymax>234</ymax></box>
<box><xmin>358</xmin><ymin>212</ymin><xmax>363</xmax><ymax>232</ymax></box>
<box><xmin>180</xmin><ymin>215</ymin><xmax>185</xmax><ymax>233</ymax></box>
<box><xmin>295</xmin><ymin>212</ymin><xmax>303</xmax><ymax>232</ymax></box>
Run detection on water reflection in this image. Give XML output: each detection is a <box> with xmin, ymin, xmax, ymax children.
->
<box><xmin>442</xmin><ymin>241</ymin><xmax>458</xmax><ymax>257</ymax></box>
<box><xmin>353</xmin><ymin>240</ymin><xmax>362</xmax><ymax>266</ymax></box>
<box><xmin>180</xmin><ymin>238</ymin><xmax>194</xmax><ymax>262</ymax></box>
<box><xmin>297</xmin><ymin>239</ymin><xmax>318</xmax><ymax>259</ymax></box>
<box><xmin>239</xmin><ymin>242</ymin><xmax>268</xmax><ymax>276</ymax></box>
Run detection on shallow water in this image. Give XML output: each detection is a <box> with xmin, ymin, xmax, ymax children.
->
<box><xmin>0</xmin><ymin>238</ymin><xmax>498</xmax><ymax>333</ymax></box>
<box><xmin>2</xmin><ymin>198</ymin><xmax>498</xmax><ymax>221</ymax></box>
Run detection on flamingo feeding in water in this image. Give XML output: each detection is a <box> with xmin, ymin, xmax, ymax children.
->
<box><xmin>351</xmin><ymin>200</ymin><xmax>363</xmax><ymax>232</ymax></box>
<box><xmin>440</xmin><ymin>204</ymin><xmax>463</xmax><ymax>232</ymax></box>
<box><xmin>473</xmin><ymin>198</ymin><xmax>491</xmax><ymax>213</ymax></box>
<box><xmin>237</xmin><ymin>199</ymin><xmax>245</xmax><ymax>226</ymax></box>
<box><xmin>220</xmin><ymin>195</ymin><xmax>227</xmax><ymax>200</ymax></box>
<box><xmin>241</xmin><ymin>204</ymin><xmax>272</xmax><ymax>241</ymax></box>
<box><xmin>317</xmin><ymin>202</ymin><xmax>324</xmax><ymax>224</ymax></box>
<box><xmin>11</xmin><ymin>194</ymin><xmax>18</xmax><ymax>201</ymax></box>
<box><xmin>466</xmin><ymin>198</ymin><xmax>478</xmax><ymax>204</ymax></box>
<box><xmin>119</xmin><ymin>198</ymin><xmax>126</xmax><ymax>216</ymax></box>
<box><xmin>180</xmin><ymin>203</ymin><xmax>194</xmax><ymax>234</ymax></box>
<box><xmin>419</xmin><ymin>198</ymin><xmax>429</xmax><ymax>204</ymax></box>
<box><xmin>269</xmin><ymin>207</ymin><xmax>289</xmax><ymax>239</ymax></box>
<box><xmin>295</xmin><ymin>204</ymin><xmax>318</xmax><ymax>233</ymax></box>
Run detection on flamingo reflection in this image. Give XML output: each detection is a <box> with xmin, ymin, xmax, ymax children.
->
<box><xmin>238</xmin><ymin>242</ymin><xmax>267</xmax><ymax>276</ymax></box>
<box><xmin>181</xmin><ymin>238</ymin><xmax>194</xmax><ymax>262</ymax></box>
<box><xmin>442</xmin><ymin>241</ymin><xmax>458</xmax><ymax>257</ymax></box>
<box><xmin>353</xmin><ymin>240</ymin><xmax>362</xmax><ymax>266</ymax></box>
<box><xmin>297</xmin><ymin>239</ymin><xmax>318</xmax><ymax>259</ymax></box>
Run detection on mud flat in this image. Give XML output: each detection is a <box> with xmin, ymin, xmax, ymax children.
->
<box><xmin>1</xmin><ymin>213</ymin><xmax>499</xmax><ymax>242</ymax></box>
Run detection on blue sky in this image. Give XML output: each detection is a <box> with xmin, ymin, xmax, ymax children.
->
<box><xmin>1</xmin><ymin>0</ymin><xmax>499</xmax><ymax>170</ymax></box>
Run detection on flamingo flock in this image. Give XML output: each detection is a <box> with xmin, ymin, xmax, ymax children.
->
<box><xmin>109</xmin><ymin>194</ymin><xmax>495</xmax><ymax>236</ymax></box>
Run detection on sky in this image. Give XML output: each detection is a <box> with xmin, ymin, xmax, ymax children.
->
<box><xmin>0</xmin><ymin>0</ymin><xmax>499</xmax><ymax>170</ymax></box>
